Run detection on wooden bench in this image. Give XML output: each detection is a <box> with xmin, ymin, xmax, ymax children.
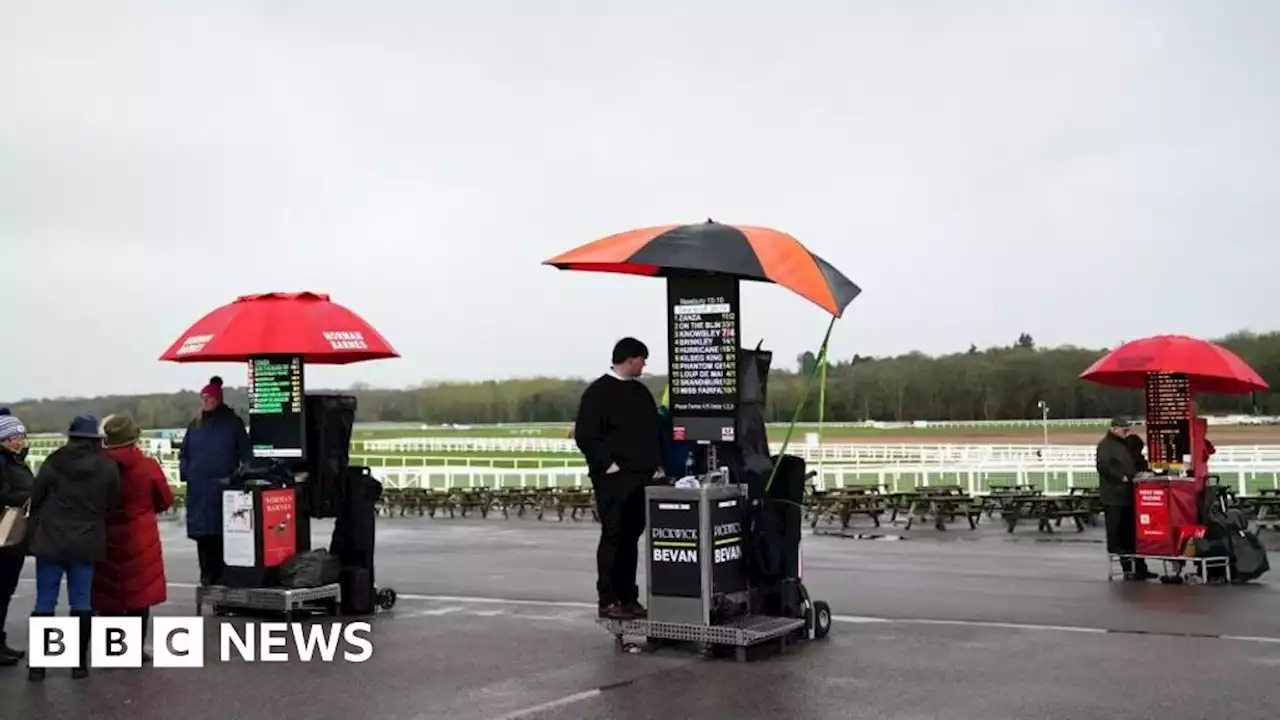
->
<box><xmin>808</xmin><ymin>487</ymin><xmax>885</xmax><ymax>529</ymax></box>
<box><xmin>902</xmin><ymin>491</ymin><xmax>981</xmax><ymax>531</ymax></box>
<box><xmin>1003</xmin><ymin>496</ymin><xmax>1092</xmax><ymax>533</ymax></box>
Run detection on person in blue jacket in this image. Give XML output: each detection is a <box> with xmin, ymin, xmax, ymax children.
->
<box><xmin>178</xmin><ymin>377</ymin><xmax>251</xmax><ymax>585</ymax></box>
<box><xmin>656</xmin><ymin>386</ymin><xmax>695</xmax><ymax>478</ymax></box>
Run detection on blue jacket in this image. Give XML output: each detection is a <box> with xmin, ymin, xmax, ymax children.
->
<box><xmin>658</xmin><ymin>407</ymin><xmax>695</xmax><ymax>478</ymax></box>
<box><xmin>179</xmin><ymin>405</ymin><xmax>251</xmax><ymax>537</ymax></box>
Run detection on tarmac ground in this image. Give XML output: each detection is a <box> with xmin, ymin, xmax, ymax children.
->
<box><xmin>2</xmin><ymin>514</ymin><xmax>1280</xmax><ymax>720</ymax></box>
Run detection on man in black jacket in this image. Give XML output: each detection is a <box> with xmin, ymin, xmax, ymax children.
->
<box><xmin>575</xmin><ymin>337</ymin><xmax>664</xmax><ymax>620</ymax></box>
<box><xmin>1097</xmin><ymin>418</ymin><xmax>1151</xmax><ymax>580</ymax></box>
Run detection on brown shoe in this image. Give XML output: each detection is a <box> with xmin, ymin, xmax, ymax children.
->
<box><xmin>602</xmin><ymin>602</ymin><xmax>634</xmax><ymax>620</ymax></box>
<box><xmin>623</xmin><ymin>600</ymin><xmax>648</xmax><ymax>618</ymax></box>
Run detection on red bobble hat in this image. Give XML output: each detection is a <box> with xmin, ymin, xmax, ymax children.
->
<box><xmin>200</xmin><ymin>376</ymin><xmax>224</xmax><ymax>402</ymax></box>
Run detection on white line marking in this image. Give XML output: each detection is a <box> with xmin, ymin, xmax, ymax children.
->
<box><xmin>833</xmin><ymin>615</ymin><xmax>1108</xmax><ymax>635</ymax></box>
<box><xmin>486</xmin><ymin>688</ymin><xmax>601</xmax><ymax>720</ymax></box>
<box><xmin>26</xmin><ymin>580</ymin><xmax>1280</xmax><ymax>645</ymax></box>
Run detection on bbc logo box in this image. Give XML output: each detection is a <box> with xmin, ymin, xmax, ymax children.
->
<box><xmin>29</xmin><ymin>616</ymin><xmax>374</xmax><ymax>668</ymax></box>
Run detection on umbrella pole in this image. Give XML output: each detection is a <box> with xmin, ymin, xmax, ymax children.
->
<box><xmin>817</xmin><ymin>338</ymin><xmax>829</xmax><ymax>490</ymax></box>
<box><xmin>765</xmin><ymin>317</ymin><xmax>836</xmax><ymax>495</ymax></box>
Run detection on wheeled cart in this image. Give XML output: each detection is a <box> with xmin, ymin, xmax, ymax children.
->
<box><xmin>195</xmin><ymin>583</ymin><xmax>343</xmax><ymax>622</ymax></box>
<box><xmin>1107</xmin><ymin>553</ymin><xmax>1232</xmax><ymax>584</ymax></box>
<box><xmin>598</xmin><ymin>478</ymin><xmax>832</xmax><ymax>661</ymax></box>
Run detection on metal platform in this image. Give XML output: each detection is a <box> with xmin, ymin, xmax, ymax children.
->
<box><xmin>597</xmin><ymin>613</ymin><xmax>806</xmax><ymax>660</ymax></box>
<box><xmin>195</xmin><ymin>583</ymin><xmax>342</xmax><ymax>620</ymax></box>
<box><xmin>1108</xmin><ymin>553</ymin><xmax>1232</xmax><ymax>584</ymax></box>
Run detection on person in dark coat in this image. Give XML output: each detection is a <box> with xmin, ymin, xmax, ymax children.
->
<box><xmin>26</xmin><ymin>415</ymin><xmax>121</xmax><ymax>681</ymax></box>
<box><xmin>1124</xmin><ymin>433</ymin><xmax>1149</xmax><ymax>473</ymax></box>
<box><xmin>1097</xmin><ymin>418</ymin><xmax>1151</xmax><ymax>580</ymax></box>
<box><xmin>0</xmin><ymin>414</ymin><xmax>34</xmax><ymax>666</ymax></box>
<box><xmin>574</xmin><ymin>338</ymin><xmax>664</xmax><ymax>620</ymax></box>
<box><xmin>179</xmin><ymin>376</ymin><xmax>250</xmax><ymax>586</ymax></box>
<box><xmin>93</xmin><ymin>414</ymin><xmax>174</xmax><ymax>664</ymax></box>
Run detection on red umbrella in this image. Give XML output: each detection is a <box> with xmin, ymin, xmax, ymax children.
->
<box><xmin>159</xmin><ymin>291</ymin><xmax>399</xmax><ymax>365</ymax></box>
<box><xmin>1079</xmin><ymin>334</ymin><xmax>1268</xmax><ymax>395</ymax></box>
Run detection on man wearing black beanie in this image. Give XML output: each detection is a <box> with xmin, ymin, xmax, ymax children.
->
<box><xmin>575</xmin><ymin>337</ymin><xmax>664</xmax><ymax>620</ymax></box>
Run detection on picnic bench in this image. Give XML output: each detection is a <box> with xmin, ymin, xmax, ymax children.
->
<box><xmin>807</xmin><ymin>486</ymin><xmax>885</xmax><ymax>529</ymax></box>
<box><xmin>1002</xmin><ymin>494</ymin><xmax>1093</xmax><ymax>533</ymax></box>
<box><xmin>899</xmin><ymin>486</ymin><xmax>981</xmax><ymax>531</ymax></box>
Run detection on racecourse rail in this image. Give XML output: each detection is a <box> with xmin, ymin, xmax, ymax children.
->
<box><xmin>18</xmin><ymin>439</ymin><xmax>1280</xmax><ymax>497</ymax></box>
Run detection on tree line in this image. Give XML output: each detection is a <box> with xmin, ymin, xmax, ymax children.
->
<box><xmin>4</xmin><ymin>330</ymin><xmax>1278</xmax><ymax>433</ymax></box>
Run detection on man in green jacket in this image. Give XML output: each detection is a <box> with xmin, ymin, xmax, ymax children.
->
<box><xmin>1096</xmin><ymin>418</ymin><xmax>1152</xmax><ymax>580</ymax></box>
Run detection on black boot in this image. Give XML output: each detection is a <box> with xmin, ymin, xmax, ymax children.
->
<box><xmin>0</xmin><ymin>631</ymin><xmax>24</xmax><ymax>665</ymax></box>
<box><xmin>71</xmin><ymin>610</ymin><xmax>92</xmax><ymax>679</ymax></box>
<box><xmin>27</xmin><ymin>611</ymin><xmax>52</xmax><ymax>682</ymax></box>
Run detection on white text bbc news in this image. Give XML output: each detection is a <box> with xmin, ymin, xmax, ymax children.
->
<box><xmin>28</xmin><ymin>616</ymin><xmax>374</xmax><ymax>668</ymax></box>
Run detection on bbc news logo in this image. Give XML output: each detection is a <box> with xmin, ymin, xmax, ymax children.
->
<box><xmin>28</xmin><ymin>616</ymin><xmax>374</xmax><ymax>668</ymax></box>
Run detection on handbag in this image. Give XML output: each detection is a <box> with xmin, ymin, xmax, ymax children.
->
<box><xmin>0</xmin><ymin>499</ymin><xmax>30</xmax><ymax>548</ymax></box>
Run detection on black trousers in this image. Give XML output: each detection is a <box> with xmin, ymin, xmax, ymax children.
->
<box><xmin>195</xmin><ymin>536</ymin><xmax>225</xmax><ymax>585</ymax></box>
<box><xmin>1104</xmin><ymin>505</ymin><xmax>1147</xmax><ymax>571</ymax></box>
<box><xmin>0</xmin><ymin>552</ymin><xmax>24</xmax><ymax>632</ymax></box>
<box><xmin>592</xmin><ymin>473</ymin><xmax>647</xmax><ymax>607</ymax></box>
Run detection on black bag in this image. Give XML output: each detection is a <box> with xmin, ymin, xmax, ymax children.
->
<box><xmin>278</xmin><ymin>549</ymin><xmax>341</xmax><ymax>589</ymax></box>
<box><xmin>1228</xmin><ymin>530</ymin><xmax>1270</xmax><ymax>582</ymax></box>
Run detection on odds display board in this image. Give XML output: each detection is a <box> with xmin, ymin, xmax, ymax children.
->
<box><xmin>666</xmin><ymin>275</ymin><xmax>741</xmax><ymax>443</ymax></box>
<box><xmin>1144</xmin><ymin>372</ymin><xmax>1191</xmax><ymax>471</ymax></box>
<box><xmin>247</xmin><ymin>356</ymin><xmax>306</xmax><ymax>459</ymax></box>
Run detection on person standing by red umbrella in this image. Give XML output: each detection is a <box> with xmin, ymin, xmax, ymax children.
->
<box><xmin>179</xmin><ymin>377</ymin><xmax>251</xmax><ymax>585</ymax></box>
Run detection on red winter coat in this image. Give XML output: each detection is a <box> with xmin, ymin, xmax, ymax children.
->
<box><xmin>91</xmin><ymin>445</ymin><xmax>175</xmax><ymax>613</ymax></box>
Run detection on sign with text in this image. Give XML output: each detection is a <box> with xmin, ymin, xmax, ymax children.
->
<box><xmin>248</xmin><ymin>355</ymin><xmax>306</xmax><ymax>459</ymax></box>
<box><xmin>260</xmin><ymin>488</ymin><xmax>297</xmax><ymax>567</ymax></box>
<box><xmin>648</xmin><ymin>499</ymin><xmax>701</xmax><ymax>598</ymax></box>
<box><xmin>1144</xmin><ymin>372</ymin><xmax>1190</xmax><ymax>470</ymax></box>
<box><xmin>28</xmin><ymin>617</ymin><xmax>373</xmax><ymax>668</ymax></box>
<box><xmin>666</xmin><ymin>275</ymin><xmax>740</xmax><ymax>443</ymax></box>
<box><xmin>709</xmin><ymin>497</ymin><xmax>747</xmax><ymax>594</ymax></box>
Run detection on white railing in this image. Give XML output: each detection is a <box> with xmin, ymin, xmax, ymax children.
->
<box><xmin>23</xmin><ymin>441</ymin><xmax>1280</xmax><ymax>474</ymax></box>
<box><xmin>22</xmin><ymin>453</ymin><xmax>1280</xmax><ymax>499</ymax></box>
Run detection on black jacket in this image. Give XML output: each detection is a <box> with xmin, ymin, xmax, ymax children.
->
<box><xmin>28</xmin><ymin>439</ymin><xmax>121</xmax><ymax>564</ymax></box>
<box><xmin>0</xmin><ymin>449</ymin><xmax>35</xmax><ymax>556</ymax></box>
<box><xmin>1096</xmin><ymin>432</ymin><xmax>1137</xmax><ymax>507</ymax></box>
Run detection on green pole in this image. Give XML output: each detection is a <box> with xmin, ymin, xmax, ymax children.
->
<box><xmin>765</xmin><ymin>316</ymin><xmax>836</xmax><ymax>495</ymax></box>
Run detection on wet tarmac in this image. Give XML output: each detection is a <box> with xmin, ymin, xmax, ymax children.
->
<box><xmin>3</xmin><ymin>515</ymin><xmax>1280</xmax><ymax>719</ymax></box>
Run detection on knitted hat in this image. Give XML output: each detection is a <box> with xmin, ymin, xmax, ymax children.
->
<box><xmin>201</xmin><ymin>376</ymin><xmax>224</xmax><ymax>402</ymax></box>
<box><xmin>65</xmin><ymin>415</ymin><xmax>104</xmax><ymax>439</ymax></box>
<box><xmin>103</xmin><ymin>414</ymin><xmax>141</xmax><ymax>448</ymax></box>
<box><xmin>0</xmin><ymin>415</ymin><xmax>26</xmax><ymax>441</ymax></box>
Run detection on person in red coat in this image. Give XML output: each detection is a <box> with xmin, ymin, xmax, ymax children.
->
<box><xmin>93</xmin><ymin>414</ymin><xmax>174</xmax><ymax>662</ymax></box>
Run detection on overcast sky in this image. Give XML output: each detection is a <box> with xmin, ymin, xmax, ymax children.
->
<box><xmin>2</xmin><ymin>1</ymin><xmax>1277</xmax><ymax>401</ymax></box>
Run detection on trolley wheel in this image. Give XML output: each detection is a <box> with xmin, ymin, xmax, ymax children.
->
<box><xmin>812</xmin><ymin>600</ymin><xmax>832</xmax><ymax>640</ymax></box>
<box><xmin>377</xmin><ymin>587</ymin><xmax>398</xmax><ymax>610</ymax></box>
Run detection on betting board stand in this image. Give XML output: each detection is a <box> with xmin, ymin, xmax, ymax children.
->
<box><xmin>200</xmin><ymin>355</ymin><xmax>343</xmax><ymax>619</ymax></box>
<box><xmin>1109</xmin><ymin>371</ymin><xmax>1223</xmax><ymax>584</ymax></box>
<box><xmin>597</xmin><ymin>272</ymin><xmax>832</xmax><ymax>660</ymax></box>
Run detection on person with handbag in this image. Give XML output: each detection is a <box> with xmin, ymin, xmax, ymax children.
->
<box><xmin>91</xmin><ymin>414</ymin><xmax>174</xmax><ymax>665</ymax></box>
<box><xmin>26</xmin><ymin>415</ymin><xmax>120</xmax><ymax>681</ymax></box>
<box><xmin>0</xmin><ymin>414</ymin><xmax>34</xmax><ymax>666</ymax></box>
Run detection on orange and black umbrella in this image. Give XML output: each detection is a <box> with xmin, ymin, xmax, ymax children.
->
<box><xmin>543</xmin><ymin>220</ymin><xmax>861</xmax><ymax>317</ymax></box>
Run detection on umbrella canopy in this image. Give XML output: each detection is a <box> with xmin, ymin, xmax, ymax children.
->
<box><xmin>1079</xmin><ymin>334</ymin><xmax>1268</xmax><ymax>395</ymax></box>
<box><xmin>543</xmin><ymin>220</ymin><xmax>861</xmax><ymax>317</ymax></box>
<box><xmin>159</xmin><ymin>291</ymin><xmax>399</xmax><ymax>365</ymax></box>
